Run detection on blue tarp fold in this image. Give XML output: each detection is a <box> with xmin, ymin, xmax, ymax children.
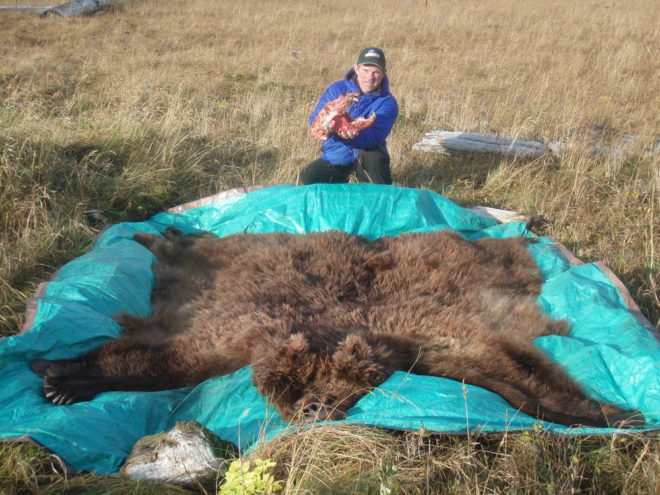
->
<box><xmin>1</xmin><ymin>184</ymin><xmax>658</xmax><ymax>474</ymax></box>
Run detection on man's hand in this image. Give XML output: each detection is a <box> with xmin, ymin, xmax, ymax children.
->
<box><xmin>309</xmin><ymin>93</ymin><xmax>376</xmax><ymax>141</ymax></box>
<box><xmin>337</xmin><ymin>130</ymin><xmax>359</xmax><ymax>139</ymax></box>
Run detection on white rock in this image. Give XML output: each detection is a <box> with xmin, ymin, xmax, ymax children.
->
<box><xmin>121</xmin><ymin>421</ymin><xmax>235</xmax><ymax>488</ymax></box>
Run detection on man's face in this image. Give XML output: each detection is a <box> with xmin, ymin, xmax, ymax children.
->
<box><xmin>354</xmin><ymin>64</ymin><xmax>386</xmax><ymax>94</ymax></box>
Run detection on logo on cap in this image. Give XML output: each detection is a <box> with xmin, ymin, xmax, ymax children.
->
<box><xmin>364</xmin><ymin>50</ymin><xmax>381</xmax><ymax>59</ymax></box>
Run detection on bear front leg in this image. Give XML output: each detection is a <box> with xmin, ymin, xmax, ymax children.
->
<box><xmin>30</xmin><ymin>339</ymin><xmax>183</xmax><ymax>405</ymax></box>
<box><xmin>42</xmin><ymin>373</ymin><xmax>173</xmax><ymax>405</ymax></box>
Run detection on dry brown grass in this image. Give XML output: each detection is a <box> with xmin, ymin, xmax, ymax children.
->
<box><xmin>0</xmin><ymin>0</ymin><xmax>658</xmax><ymax>492</ymax></box>
<box><xmin>249</xmin><ymin>424</ymin><xmax>660</xmax><ymax>494</ymax></box>
<box><xmin>0</xmin><ymin>441</ymin><xmax>191</xmax><ymax>494</ymax></box>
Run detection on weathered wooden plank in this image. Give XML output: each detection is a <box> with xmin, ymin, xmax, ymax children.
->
<box><xmin>413</xmin><ymin>130</ymin><xmax>659</xmax><ymax>160</ymax></box>
<box><xmin>44</xmin><ymin>0</ymin><xmax>113</xmax><ymax>16</ymax></box>
<box><xmin>0</xmin><ymin>5</ymin><xmax>52</xmax><ymax>12</ymax></box>
<box><xmin>412</xmin><ymin>130</ymin><xmax>547</xmax><ymax>159</ymax></box>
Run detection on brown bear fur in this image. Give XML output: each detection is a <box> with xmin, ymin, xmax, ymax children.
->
<box><xmin>30</xmin><ymin>228</ymin><xmax>641</xmax><ymax>427</ymax></box>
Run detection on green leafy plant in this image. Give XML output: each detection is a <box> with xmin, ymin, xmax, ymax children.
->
<box><xmin>220</xmin><ymin>458</ymin><xmax>282</xmax><ymax>495</ymax></box>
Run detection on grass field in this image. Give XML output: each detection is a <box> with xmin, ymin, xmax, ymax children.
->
<box><xmin>1</xmin><ymin>0</ymin><xmax>658</xmax><ymax>492</ymax></box>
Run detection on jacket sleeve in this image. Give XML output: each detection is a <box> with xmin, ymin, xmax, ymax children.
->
<box><xmin>345</xmin><ymin>95</ymin><xmax>399</xmax><ymax>149</ymax></box>
<box><xmin>308</xmin><ymin>81</ymin><xmax>346</xmax><ymax>127</ymax></box>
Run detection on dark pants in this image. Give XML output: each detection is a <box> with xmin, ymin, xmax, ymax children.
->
<box><xmin>298</xmin><ymin>146</ymin><xmax>392</xmax><ymax>185</ymax></box>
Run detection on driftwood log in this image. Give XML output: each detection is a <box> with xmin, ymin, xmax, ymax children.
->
<box><xmin>413</xmin><ymin>131</ymin><xmax>547</xmax><ymax>159</ymax></box>
<box><xmin>44</xmin><ymin>0</ymin><xmax>113</xmax><ymax>16</ymax></box>
<box><xmin>0</xmin><ymin>0</ymin><xmax>113</xmax><ymax>14</ymax></box>
<box><xmin>0</xmin><ymin>4</ymin><xmax>52</xmax><ymax>11</ymax></box>
<box><xmin>413</xmin><ymin>130</ymin><xmax>659</xmax><ymax>160</ymax></box>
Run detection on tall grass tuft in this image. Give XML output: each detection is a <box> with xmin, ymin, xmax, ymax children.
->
<box><xmin>248</xmin><ymin>424</ymin><xmax>660</xmax><ymax>493</ymax></box>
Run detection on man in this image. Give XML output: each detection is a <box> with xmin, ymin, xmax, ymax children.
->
<box><xmin>299</xmin><ymin>47</ymin><xmax>399</xmax><ymax>185</ymax></box>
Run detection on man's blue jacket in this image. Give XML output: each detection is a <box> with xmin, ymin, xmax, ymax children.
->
<box><xmin>309</xmin><ymin>67</ymin><xmax>399</xmax><ymax>166</ymax></box>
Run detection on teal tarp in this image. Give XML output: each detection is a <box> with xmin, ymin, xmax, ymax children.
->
<box><xmin>1</xmin><ymin>184</ymin><xmax>658</xmax><ymax>474</ymax></box>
